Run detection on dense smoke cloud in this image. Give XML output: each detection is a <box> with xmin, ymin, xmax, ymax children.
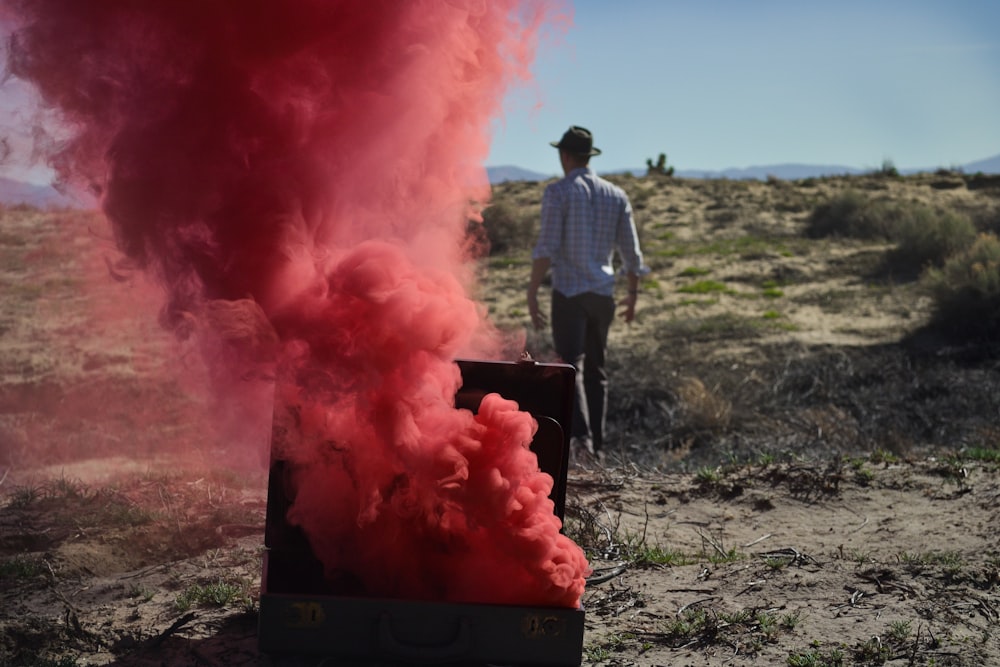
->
<box><xmin>2</xmin><ymin>0</ymin><xmax>587</xmax><ymax>606</ymax></box>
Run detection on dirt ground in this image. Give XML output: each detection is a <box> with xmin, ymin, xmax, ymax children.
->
<box><xmin>2</xmin><ymin>172</ymin><xmax>999</xmax><ymax>666</ymax></box>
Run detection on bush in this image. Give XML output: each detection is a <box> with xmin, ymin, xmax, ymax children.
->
<box><xmin>888</xmin><ymin>207</ymin><xmax>977</xmax><ymax>273</ymax></box>
<box><xmin>923</xmin><ymin>233</ymin><xmax>1000</xmax><ymax>339</ymax></box>
<box><xmin>876</xmin><ymin>158</ymin><xmax>900</xmax><ymax>178</ymax></box>
<box><xmin>973</xmin><ymin>206</ymin><xmax>1000</xmax><ymax>236</ymax></box>
<box><xmin>804</xmin><ymin>191</ymin><xmax>898</xmax><ymax>240</ymax></box>
<box><xmin>806</xmin><ymin>193</ymin><xmax>977</xmax><ymax>274</ymax></box>
<box><xmin>480</xmin><ymin>202</ymin><xmax>536</xmax><ymax>256</ymax></box>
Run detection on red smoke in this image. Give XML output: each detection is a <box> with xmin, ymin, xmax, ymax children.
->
<box><xmin>3</xmin><ymin>1</ymin><xmax>587</xmax><ymax>606</ymax></box>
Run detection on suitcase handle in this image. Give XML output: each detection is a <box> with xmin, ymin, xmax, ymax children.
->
<box><xmin>377</xmin><ymin>612</ymin><xmax>473</xmax><ymax>662</ymax></box>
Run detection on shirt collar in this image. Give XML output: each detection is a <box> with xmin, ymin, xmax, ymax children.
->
<box><xmin>565</xmin><ymin>166</ymin><xmax>592</xmax><ymax>179</ymax></box>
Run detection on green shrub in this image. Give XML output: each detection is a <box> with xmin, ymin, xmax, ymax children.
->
<box><xmin>804</xmin><ymin>191</ymin><xmax>897</xmax><ymax>240</ymax></box>
<box><xmin>479</xmin><ymin>202</ymin><xmax>537</xmax><ymax>256</ymax></box>
<box><xmin>806</xmin><ymin>193</ymin><xmax>977</xmax><ymax>274</ymax></box>
<box><xmin>888</xmin><ymin>206</ymin><xmax>976</xmax><ymax>273</ymax></box>
<box><xmin>923</xmin><ymin>233</ymin><xmax>1000</xmax><ymax>338</ymax></box>
<box><xmin>973</xmin><ymin>206</ymin><xmax>1000</xmax><ymax>236</ymax></box>
<box><xmin>875</xmin><ymin>158</ymin><xmax>900</xmax><ymax>178</ymax></box>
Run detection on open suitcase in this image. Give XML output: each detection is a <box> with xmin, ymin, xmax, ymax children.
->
<box><xmin>258</xmin><ymin>358</ymin><xmax>585</xmax><ymax>666</ymax></box>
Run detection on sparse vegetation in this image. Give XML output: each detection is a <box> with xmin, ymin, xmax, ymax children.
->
<box><xmin>887</xmin><ymin>206</ymin><xmax>977</xmax><ymax>273</ymax></box>
<box><xmin>787</xmin><ymin>647</ymin><xmax>845</xmax><ymax>666</ymax></box>
<box><xmin>677</xmin><ymin>279</ymin><xmax>731</xmax><ymax>295</ymax></box>
<box><xmin>805</xmin><ymin>190</ymin><xmax>896</xmax><ymax>240</ymax></box>
<box><xmin>6</xmin><ymin>172</ymin><xmax>1000</xmax><ymax>665</ymax></box>
<box><xmin>0</xmin><ymin>555</ymin><xmax>46</xmax><ymax>581</ymax></box>
<box><xmin>175</xmin><ymin>579</ymin><xmax>254</xmax><ymax>612</ymax></box>
<box><xmin>478</xmin><ymin>201</ymin><xmax>536</xmax><ymax>256</ymax></box>
<box><xmin>923</xmin><ymin>232</ymin><xmax>1000</xmax><ymax>338</ymax></box>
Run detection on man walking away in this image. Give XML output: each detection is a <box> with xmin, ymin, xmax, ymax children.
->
<box><xmin>526</xmin><ymin>126</ymin><xmax>648</xmax><ymax>462</ymax></box>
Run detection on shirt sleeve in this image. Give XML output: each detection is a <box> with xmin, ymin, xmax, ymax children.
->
<box><xmin>532</xmin><ymin>184</ymin><xmax>563</xmax><ymax>261</ymax></box>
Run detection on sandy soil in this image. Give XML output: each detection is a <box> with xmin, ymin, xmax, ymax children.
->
<box><xmin>1</xmin><ymin>172</ymin><xmax>999</xmax><ymax>665</ymax></box>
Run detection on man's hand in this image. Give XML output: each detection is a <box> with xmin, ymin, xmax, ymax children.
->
<box><xmin>527</xmin><ymin>290</ymin><xmax>547</xmax><ymax>330</ymax></box>
<box><xmin>527</xmin><ymin>257</ymin><xmax>552</xmax><ymax>331</ymax></box>
<box><xmin>619</xmin><ymin>292</ymin><xmax>637</xmax><ymax>324</ymax></box>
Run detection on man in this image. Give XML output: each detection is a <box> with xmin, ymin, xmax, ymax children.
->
<box><xmin>527</xmin><ymin>126</ymin><xmax>647</xmax><ymax>462</ymax></box>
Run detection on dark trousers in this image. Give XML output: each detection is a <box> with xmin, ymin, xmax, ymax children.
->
<box><xmin>551</xmin><ymin>290</ymin><xmax>615</xmax><ymax>452</ymax></box>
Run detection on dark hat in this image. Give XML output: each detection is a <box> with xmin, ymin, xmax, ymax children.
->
<box><xmin>550</xmin><ymin>125</ymin><xmax>602</xmax><ymax>156</ymax></box>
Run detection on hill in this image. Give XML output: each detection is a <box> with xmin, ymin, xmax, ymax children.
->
<box><xmin>963</xmin><ymin>153</ymin><xmax>1000</xmax><ymax>174</ymax></box>
<box><xmin>0</xmin><ymin>176</ymin><xmax>78</xmax><ymax>208</ymax></box>
<box><xmin>487</xmin><ymin>152</ymin><xmax>1000</xmax><ymax>184</ymax></box>
<box><xmin>486</xmin><ymin>164</ymin><xmax>553</xmax><ymax>183</ymax></box>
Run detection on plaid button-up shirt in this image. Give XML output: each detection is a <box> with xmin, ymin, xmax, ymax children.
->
<box><xmin>532</xmin><ymin>167</ymin><xmax>647</xmax><ymax>298</ymax></box>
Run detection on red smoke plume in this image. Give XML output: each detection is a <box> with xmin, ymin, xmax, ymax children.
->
<box><xmin>3</xmin><ymin>1</ymin><xmax>587</xmax><ymax>606</ymax></box>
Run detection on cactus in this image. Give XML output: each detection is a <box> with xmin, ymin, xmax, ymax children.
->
<box><xmin>646</xmin><ymin>152</ymin><xmax>674</xmax><ymax>177</ymax></box>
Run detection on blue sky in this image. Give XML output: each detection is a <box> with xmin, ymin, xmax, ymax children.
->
<box><xmin>488</xmin><ymin>0</ymin><xmax>1000</xmax><ymax>176</ymax></box>
<box><xmin>2</xmin><ymin>2</ymin><xmax>998</xmax><ymax>185</ymax></box>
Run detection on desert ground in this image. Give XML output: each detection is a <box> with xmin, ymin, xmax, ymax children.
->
<box><xmin>2</xmin><ymin>169</ymin><xmax>1000</xmax><ymax>666</ymax></box>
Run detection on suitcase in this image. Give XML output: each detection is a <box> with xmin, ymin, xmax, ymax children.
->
<box><xmin>258</xmin><ymin>358</ymin><xmax>585</xmax><ymax>666</ymax></box>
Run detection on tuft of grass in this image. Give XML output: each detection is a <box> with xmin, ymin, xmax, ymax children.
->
<box><xmin>678</xmin><ymin>297</ymin><xmax>719</xmax><ymax>307</ymax></box>
<box><xmin>678</xmin><ymin>279</ymin><xmax>732</xmax><ymax>295</ymax></box>
<box><xmin>658</xmin><ymin>604</ymin><xmax>795</xmax><ymax>654</ymax></box>
<box><xmin>679</xmin><ymin>266</ymin><xmax>711</xmax><ymax>277</ymax></box>
<box><xmin>707</xmin><ymin>547</ymin><xmax>744</xmax><ymax>564</ymax></box>
<box><xmin>695</xmin><ymin>466</ymin><xmax>720</xmax><ymax>484</ymax></box>
<box><xmin>787</xmin><ymin>647</ymin><xmax>845</xmax><ymax>667</ymax></box>
<box><xmin>631</xmin><ymin>545</ymin><xmax>692</xmax><ymax>567</ymax></box>
<box><xmin>95</xmin><ymin>499</ymin><xmax>155</xmax><ymax>527</ymax></box>
<box><xmin>126</xmin><ymin>584</ymin><xmax>156</xmax><ymax>603</ymax></box>
<box><xmin>47</xmin><ymin>476</ymin><xmax>90</xmax><ymax>501</ymax></box>
<box><xmin>853</xmin><ymin>635</ymin><xmax>892</xmax><ymax>663</ymax></box>
<box><xmin>960</xmin><ymin>446</ymin><xmax>1000</xmax><ymax>463</ymax></box>
<box><xmin>9</xmin><ymin>484</ymin><xmax>43</xmax><ymax>508</ymax></box>
<box><xmin>870</xmin><ymin>449</ymin><xmax>900</xmax><ymax>465</ymax></box>
<box><xmin>897</xmin><ymin>550</ymin><xmax>963</xmax><ymax>578</ymax></box>
<box><xmin>0</xmin><ymin>554</ymin><xmax>47</xmax><ymax>581</ymax></box>
<box><xmin>174</xmin><ymin>579</ymin><xmax>253</xmax><ymax>612</ymax></box>
<box><xmin>663</xmin><ymin>608</ymin><xmax>714</xmax><ymax>642</ymax></box>
<box><xmin>779</xmin><ymin>612</ymin><xmax>802</xmax><ymax>631</ymax></box>
<box><xmin>887</xmin><ymin>620</ymin><xmax>912</xmax><ymax>642</ymax></box>
<box><xmin>764</xmin><ymin>555</ymin><xmax>794</xmax><ymax>570</ymax></box>
<box><xmin>582</xmin><ymin>643</ymin><xmax>611</xmax><ymax>662</ymax></box>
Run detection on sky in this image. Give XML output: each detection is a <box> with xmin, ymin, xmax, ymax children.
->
<box><xmin>2</xmin><ymin>1</ymin><xmax>998</xmax><ymax>184</ymax></box>
<box><xmin>488</xmin><ymin>0</ymin><xmax>1000</xmax><ymax>176</ymax></box>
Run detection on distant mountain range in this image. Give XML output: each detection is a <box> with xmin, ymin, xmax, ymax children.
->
<box><xmin>488</xmin><ymin>152</ymin><xmax>1000</xmax><ymax>184</ymax></box>
<box><xmin>4</xmin><ymin>154</ymin><xmax>998</xmax><ymax>206</ymax></box>
<box><xmin>0</xmin><ymin>176</ymin><xmax>81</xmax><ymax>208</ymax></box>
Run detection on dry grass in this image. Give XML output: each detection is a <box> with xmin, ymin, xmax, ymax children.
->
<box><xmin>3</xmin><ymin>171</ymin><xmax>1000</xmax><ymax>665</ymax></box>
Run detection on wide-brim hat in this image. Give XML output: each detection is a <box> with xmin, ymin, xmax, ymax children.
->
<box><xmin>550</xmin><ymin>125</ymin><xmax>601</xmax><ymax>156</ymax></box>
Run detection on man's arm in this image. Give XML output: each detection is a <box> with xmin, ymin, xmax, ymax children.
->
<box><xmin>527</xmin><ymin>256</ymin><xmax>551</xmax><ymax>330</ymax></box>
<box><xmin>528</xmin><ymin>184</ymin><xmax>562</xmax><ymax>331</ymax></box>
<box><xmin>616</xmin><ymin>195</ymin><xmax>647</xmax><ymax>324</ymax></box>
<box><xmin>620</xmin><ymin>271</ymin><xmax>639</xmax><ymax>323</ymax></box>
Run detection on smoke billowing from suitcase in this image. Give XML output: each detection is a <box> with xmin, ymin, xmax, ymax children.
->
<box><xmin>5</xmin><ymin>0</ymin><xmax>588</xmax><ymax>608</ymax></box>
